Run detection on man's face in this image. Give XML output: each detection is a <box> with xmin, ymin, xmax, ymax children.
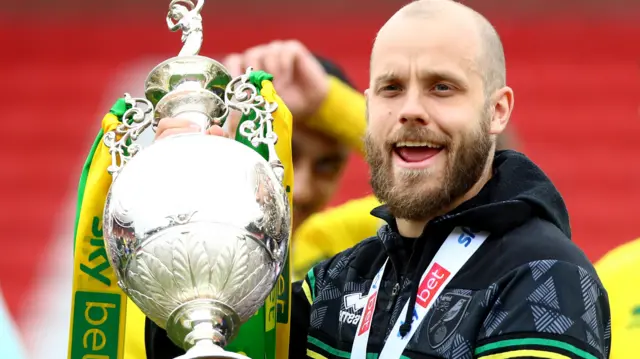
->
<box><xmin>292</xmin><ymin>123</ymin><xmax>348</xmax><ymax>231</ymax></box>
<box><xmin>365</xmin><ymin>15</ymin><xmax>494</xmax><ymax>221</ymax></box>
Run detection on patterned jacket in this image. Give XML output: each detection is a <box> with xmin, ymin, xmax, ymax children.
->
<box><xmin>290</xmin><ymin>151</ymin><xmax>610</xmax><ymax>359</ymax></box>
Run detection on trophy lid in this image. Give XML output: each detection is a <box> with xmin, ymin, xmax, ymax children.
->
<box><xmin>145</xmin><ymin>0</ymin><xmax>232</xmax><ymax>107</ymax></box>
<box><xmin>144</xmin><ymin>56</ymin><xmax>232</xmax><ymax>107</ymax></box>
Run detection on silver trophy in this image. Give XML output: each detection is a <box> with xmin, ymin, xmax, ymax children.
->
<box><xmin>101</xmin><ymin>0</ymin><xmax>290</xmax><ymax>358</ymax></box>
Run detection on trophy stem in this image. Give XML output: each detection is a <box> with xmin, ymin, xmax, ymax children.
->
<box><xmin>167</xmin><ymin>299</ymin><xmax>242</xmax><ymax>357</ymax></box>
<box><xmin>186</xmin><ymin>321</ymin><xmax>227</xmax><ymax>349</ymax></box>
<box><xmin>175</xmin><ymin>322</ymin><xmax>250</xmax><ymax>359</ymax></box>
<box><xmin>178</xmin><ymin>111</ymin><xmax>209</xmax><ymax>133</ymax></box>
<box><xmin>170</xmin><ymin>81</ymin><xmax>212</xmax><ymax>132</ymax></box>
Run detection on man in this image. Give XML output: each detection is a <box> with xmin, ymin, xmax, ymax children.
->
<box><xmin>147</xmin><ymin>1</ymin><xmax>610</xmax><ymax>358</ymax></box>
<box><xmin>595</xmin><ymin>238</ymin><xmax>640</xmax><ymax>358</ymax></box>
<box><xmin>149</xmin><ymin>1</ymin><xmax>596</xmax><ymax>355</ymax></box>
<box><xmin>222</xmin><ymin>41</ymin><xmax>520</xmax><ymax>281</ymax></box>
<box><xmin>289</xmin><ymin>1</ymin><xmax>611</xmax><ymax>356</ymax></box>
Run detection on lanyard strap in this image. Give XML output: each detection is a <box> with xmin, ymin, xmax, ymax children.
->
<box><xmin>351</xmin><ymin>226</ymin><xmax>489</xmax><ymax>359</ymax></box>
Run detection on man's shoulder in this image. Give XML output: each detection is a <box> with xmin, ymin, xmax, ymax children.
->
<box><xmin>470</xmin><ymin>220</ymin><xmax>611</xmax><ymax>357</ymax></box>
<box><xmin>308</xmin><ymin>235</ymin><xmax>384</xmax><ymax>285</ymax></box>
<box><xmin>505</xmin><ymin>217</ymin><xmax>584</xmax><ymax>258</ymax></box>
<box><xmin>472</xmin><ymin>258</ymin><xmax>611</xmax><ymax>359</ymax></box>
<box><xmin>476</xmin><ymin>217</ymin><xmax>598</xmax><ymax>283</ymax></box>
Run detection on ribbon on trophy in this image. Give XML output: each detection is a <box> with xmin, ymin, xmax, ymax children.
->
<box><xmin>67</xmin><ymin>73</ymin><xmax>293</xmax><ymax>359</ymax></box>
<box><xmin>67</xmin><ymin>98</ymin><xmax>131</xmax><ymax>359</ymax></box>
<box><xmin>226</xmin><ymin>70</ymin><xmax>294</xmax><ymax>359</ymax></box>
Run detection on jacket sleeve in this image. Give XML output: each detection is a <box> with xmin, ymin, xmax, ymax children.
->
<box><xmin>290</xmin><ymin>242</ymin><xmax>365</xmax><ymax>358</ymax></box>
<box><xmin>289</xmin><ymin>279</ymin><xmax>312</xmax><ymax>358</ymax></box>
<box><xmin>475</xmin><ymin>260</ymin><xmax>611</xmax><ymax>359</ymax></box>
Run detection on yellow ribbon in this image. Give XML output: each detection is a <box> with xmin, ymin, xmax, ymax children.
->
<box><xmin>67</xmin><ymin>113</ymin><xmax>128</xmax><ymax>359</ymax></box>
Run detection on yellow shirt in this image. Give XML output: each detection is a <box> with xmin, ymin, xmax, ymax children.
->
<box><xmin>594</xmin><ymin>237</ymin><xmax>640</xmax><ymax>358</ymax></box>
<box><xmin>292</xmin><ymin>76</ymin><xmax>382</xmax><ymax>280</ymax></box>
<box><xmin>292</xmin><ymin>196</ymin><xmax>382</xmax><ymax>280</ymax></box>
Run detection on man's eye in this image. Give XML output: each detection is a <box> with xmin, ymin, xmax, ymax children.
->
<box><xmin>381</xmin><ymin>84</ymin><xmax>401</xmax><ymax>92</ymax></box>
<box><xmin>315</xmin><ymin>161</ymin><xmax>342</xmax><ymax>177</ymax></box>
<box><xmin>433</xmin><ymin>83</ymin><xmax>452</xmax><ymax>92</ymax></box>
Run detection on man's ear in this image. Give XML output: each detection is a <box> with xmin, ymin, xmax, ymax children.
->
<box><xmin>489</xmin><ymin>86</ymin><xmax>515</xmax><ymax>135</ymax></box>
<box><xmin>364</xmin><ymin>89</ymin><xmax>370</xmax><ymax>124</ymax></box>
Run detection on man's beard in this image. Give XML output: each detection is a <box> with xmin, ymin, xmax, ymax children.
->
<box><xmin>364</xmin><ymin>112</ymin><xmax>493</xmax><ymax>221</ymax></box>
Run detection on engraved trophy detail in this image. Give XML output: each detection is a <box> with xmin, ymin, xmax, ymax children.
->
<box><xmin>101</xmin><ymin>1</ymin><xmax>291</xmax><ymax>358</ymax></box>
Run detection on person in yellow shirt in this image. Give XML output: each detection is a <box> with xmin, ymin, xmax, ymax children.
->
<box><xmin>595</xmin><ymin>237</ymin><xmax>640</xmax><ymax>358</ymax></box>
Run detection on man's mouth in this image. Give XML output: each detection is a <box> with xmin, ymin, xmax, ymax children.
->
<box><xmin>393</xmin><ymin>141</ymin><xmax>444</xmax><ymax>166</ymax></box>
<box><xmin>394</xmin><ymin>141</ymin><xmax>444</xmax><ymax>162</ymax></box>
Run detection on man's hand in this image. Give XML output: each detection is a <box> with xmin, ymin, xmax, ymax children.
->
<box><xmin>154</xmin><ymin>118</ymin><xmax>229</xmax><ymax>141</ymax></box>
<box><xmin>223</xmin><ymin>40</ymin><xmax>330</xmax><ymax>120</ymax></box>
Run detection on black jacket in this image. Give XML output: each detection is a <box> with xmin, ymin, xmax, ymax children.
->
<box><xmin>146</xmin><ymin>151</ymin><xmax>611</xmax><ymax>359</ymax></box>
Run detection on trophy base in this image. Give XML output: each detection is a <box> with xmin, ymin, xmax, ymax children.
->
<box><xmin>167</xmin><ymin>299</ymin><xmax>241</xmax><ymax>354</ymax></box>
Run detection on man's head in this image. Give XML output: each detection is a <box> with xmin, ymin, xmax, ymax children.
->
<box><xmin>291</xmin><ymin>58</ymin><xmax>351</xmax><ymax>231</ymax></box>
<box><xmin>364</xmin><ymin>0</ymin><xmax>514</xmax><ymax>221</ymax></box>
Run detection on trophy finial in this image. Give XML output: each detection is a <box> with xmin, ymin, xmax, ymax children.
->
<box><xmin>166</xmin><ymin>0</ymin><xmax>205</xmax><ymax>56</ymax></box>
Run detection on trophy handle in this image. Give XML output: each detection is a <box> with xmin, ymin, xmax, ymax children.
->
<box><xmin>103</xmin><ymin>93</ymin><xmax>155</xmax><ymax>178</ymax></box>
<box><xmin>220</xmin><ymin>67</ymin><xmax>285</xmax><ymax>184</ymax></box>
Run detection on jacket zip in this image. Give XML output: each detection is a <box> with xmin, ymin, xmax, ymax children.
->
<box><xmin>385</xmin><ymin>282</ymin><xmax>400</xmax><ymax>311</ymax></box>
<box><xmin>385</xmin><ymin>257</ymin><xmax>403</xmax><ymax>312</ymax></box>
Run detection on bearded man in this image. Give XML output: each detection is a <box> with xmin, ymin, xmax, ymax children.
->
<box><xmin>145</xmin><ymin>1</ymin><xmax>610</xmax><ymax>358</ymax></box>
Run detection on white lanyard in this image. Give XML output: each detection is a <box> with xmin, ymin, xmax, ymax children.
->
<box><xmin>351</xmin><ymin>226</ymin><xmax>489</xmax><ymax>359</ymax></box>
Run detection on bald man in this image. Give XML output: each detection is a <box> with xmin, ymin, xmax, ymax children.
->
<box><xmin>145</xmin><ymin>1</ymin><xmax>610</xmax><ymax>358</ymax></box>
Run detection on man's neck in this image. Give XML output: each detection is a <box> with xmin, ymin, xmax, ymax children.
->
<box><xmin>396</xmin><ymin>157</ymin><xmax>495</xmax><ymax>238</ymax></box>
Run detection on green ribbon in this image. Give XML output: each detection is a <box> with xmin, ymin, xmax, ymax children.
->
<box><xmin>226</xmin><ymin>70</ymin><xmax>279</xmax><ymax>359</ymax></box>
<box><xmin>234</xmin><ymin>71</ymin><xmax>275</xmax><ymax>161</ymax></box>
<box><xmin>110</xmin><ymin>97</ymin><xmax>130</xmax><ymax>118</ymax></box>
<box><xmin>73</xmin><ymin>98</ymin><xmax>131</xmax><ymax>251</ymax></box>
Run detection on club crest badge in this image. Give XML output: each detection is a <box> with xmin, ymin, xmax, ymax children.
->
<box><xmin>426</xmin><ymin>293</ymin><xmax>471</xmax><ymax>348</ymax></box>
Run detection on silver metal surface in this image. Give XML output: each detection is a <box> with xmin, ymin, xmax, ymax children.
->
<box><xmin>167</xmin><ymin>0</ymin><xmax>205</xmax><ymax>57</ymax></box>
<box><xmin>101</xmin><ymin>0</ymin><xmax>290</xmax><ymax>357</ymax></box>
<box><xmin>145</xmin><ymin>55</ymin><xmax>232</xmax><ymax>131</ymax></box>
<box><xmin>104</xmin><ymin>134</ymin><xmax>289</xmax><ymax>354</ymax></box>
<box><xmin>104</xmin><ymin>94</ymin><xmax>155</xmax><ymax>176</ymax></box>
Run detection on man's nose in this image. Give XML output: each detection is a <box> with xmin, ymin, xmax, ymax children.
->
<box><xmin>398</xmin><ymin>88</ymin><xmax>428</xmax><ymax>126</ymax></box>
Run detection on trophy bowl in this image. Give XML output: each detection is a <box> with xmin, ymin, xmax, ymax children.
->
<box><xmin>103</xmin><ymin>133</ymin><xmax>290</xmax><ymax>357</ymax></box>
